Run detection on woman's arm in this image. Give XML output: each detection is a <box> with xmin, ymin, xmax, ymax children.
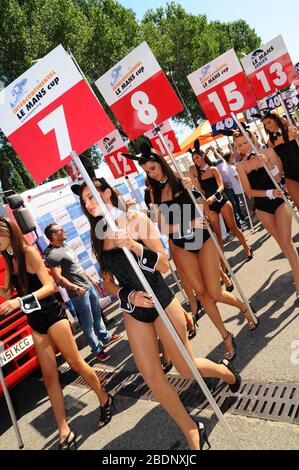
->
<box><xmin>102</xmin><ymin>271</ymin><xmax>154</xmax><ymax>309</ymax></box>
<box><xmin>210</xmin><ymin>167</ymin><xmax>224</xmax><ymax>193</ymax></box>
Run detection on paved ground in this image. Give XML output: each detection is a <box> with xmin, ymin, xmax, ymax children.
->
<box><xmin>1</xmin><ymin>218</ymin><xmax>299</xmax><ymax>451</ymax></box>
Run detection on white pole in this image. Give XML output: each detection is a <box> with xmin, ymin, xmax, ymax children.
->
<box><xmin>231</xmin><ymin>112</ymin><xmax>299</xmax><ymax>226</ymax></box>
<box><xmin>276</xmin><ymin>89</ymin><xmax>299</xmax><ymax>148</ymax></box>
<box><xmin>71</xmin><ymin>150</ymin><xmax>240</xmax><ymax>449</ymax></box>
<box><xmin>153</xmin><ymin>123</ymin><xmax>257</xmax><ymax>326</ymax></box>
<box><xmin>0</xmin><ymin>366</ymin><xmax>24</xmax><ymax>449</ymax></box>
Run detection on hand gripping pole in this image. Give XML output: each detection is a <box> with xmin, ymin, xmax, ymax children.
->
<box><xmin>71</xmin><ymin>150</ymin><xmax>240</xmax><ymax>449</ymax></box>
<box><xmin>153</xmin><ymin>123</ymin><xmax>257</xmax><ymax>327</ymax></box>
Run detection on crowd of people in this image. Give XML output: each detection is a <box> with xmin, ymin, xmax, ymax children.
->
<box><xmin>0</xmin><ymin>111</ymin><xmax>298</xmax><ymax>450</ymax></box>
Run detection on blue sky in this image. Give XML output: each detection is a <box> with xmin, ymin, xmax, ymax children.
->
<box><xmin>119</xmin><ymin>0</ymin><xmax>299</xmax><ymax>63</ymax></box>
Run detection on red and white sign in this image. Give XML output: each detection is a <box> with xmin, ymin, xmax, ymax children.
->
<box><xmin>95</xmin><ymin>42</ymin><xmax>183</xmax><ymax>140</ymax></box>
<box><xmin>187</xmin><ymin>49</ymin><xmax>257</xmax><ymax>125</ymax></box>
<box><xmin>241</xmin><ymin>35</ymin><xmax>298</xmax><ymax>100</ymax></box>
<box><xmin>97</xmin><ymin>129</ymin><xmax>137</xmax><ymax>179</ymax></box>
<box><xmin>0</xmin><ymin>45</ymin><xmax>114</xmax><ymax>183</ymax></box>
<box><xmin>145</xmin><ymin>119</ymin><xmax>180</xmax><ymax>156</ymax></box>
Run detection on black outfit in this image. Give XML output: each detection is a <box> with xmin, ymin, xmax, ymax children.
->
<box><xmin>199</xmin><ymin>177</ymin><xmax>228</xmax><ymax>213</ymax></box>
<box><xmin>11</xmin><ymin>272</ymin><xmax>67</xmax><ymax>334</ymax></box>
<box><xmin>102</xmin><ymin>248</ymin><xmax>173</xmax><ymax>323</ymax></box>
<box><xmin>247</xmin><ymin>162</ymin><xmax>284</xmax><ymax>215</ymax></box>
<box><xmin>159</xmin><ymin>191</ymin><xmax>210</xmax><ymax>253</ymax></box>
<box><xmin>274</xmin><ymin>141</ymin><xmax>299</xmax><ymax>182</ymax></box>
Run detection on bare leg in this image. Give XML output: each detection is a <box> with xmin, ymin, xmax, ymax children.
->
<box><xmin>173</xmin><ymin>245</ymin><xmax>234</xmax><ymax>358</ymax></box>
<box><xmin>124</xmin><ymin>314</ymin><xmax>199</xmax><ymax>449</ymax></box>
<box><xmin>221</xmin><ymin>202</ymin><xmax>251</xmax><ymax>257</ymax></box>
<box><xmin>31</xmin><ymin>328</ymin><xmax>70</xmax><ymax>443</ymax></box>
<box><xmin>48</xmin><ymin>320</ymin><xmax>107</xmax><ymax>407</ymax></box>
<box><xmin>285</xmin><ymin>178</ymin><xmax>299</xmax><ymax>213</ymax></box>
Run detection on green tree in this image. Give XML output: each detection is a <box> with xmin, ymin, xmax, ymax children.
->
<box><xmin>140</xmin><ymin>2</ymin><xmax>261</xmax><ymax>126</ymax></box>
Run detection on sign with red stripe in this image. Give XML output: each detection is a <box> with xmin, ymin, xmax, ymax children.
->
<box><xmin>97</xmin><ymin>129</ymin><xmax>137</xmax><ymax>179</ymax></box>
<box><xmin>0</xmin><ymin>45</ymin><xmax>114</xmax><ymax>183</ymax></box>
<box><xmin>187</xmin><ymin>49</ymin><xmax>257</xmax><ymax>125</ymax></box>
<box><xmin>95</xmin><ymin>42</ymin><xmax>183</xmax><ymax>140</ymax></box>
<box><xmin>241</xmin><ymin>35</ymin><xmax>297</xmax><ymax>100</ymax></box>
<box><xmin>145</xmin><ymin>119</ymin><xmax>180</xmax><ymax>156</ymax></box>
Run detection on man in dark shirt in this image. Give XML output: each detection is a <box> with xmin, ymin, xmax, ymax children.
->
<box><xmin>44</xmin><ymin>224</ymin><xmax>122</xmax><ymax>362</ymax></box>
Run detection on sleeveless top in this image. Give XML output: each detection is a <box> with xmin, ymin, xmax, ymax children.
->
<box><xmin>274</xmin><ymin>140</ymin><xmax>299</xmax><ymax>182</ymax></box>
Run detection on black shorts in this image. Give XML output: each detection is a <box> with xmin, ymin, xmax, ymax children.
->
<box><xmin>254</xmin><ymin>197</ymin><xmax>285</xmax><ymax>215</ymax></box>
<box><xmin>208</xmin><ymin>194</ymin><xmax>229</xmax><ymax>214</ymax></box>
<box><xmin>27</xmin><ymin>298</ymin><xmax>68</xmax><ymax>334</ymax></box>
<box><xmin>125</xmin><ymin>288</ymin><xmax>174</xmax><ymax>323</ymax></box>
<box><xmin>171</xmin><ymin>228</ymin><xmax>210</xmax><ymax>253</ymax></box>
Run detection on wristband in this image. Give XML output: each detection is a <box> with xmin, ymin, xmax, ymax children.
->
<box><xmin>138</xmin><ymin>246</ymin><xmax>159</xmax><ymax>273</ymax></box>
<box><xmin>270</xmin><ymin>165</ymin><xmax>279</xmax><ymax>177</ymax></box>
<box><xmin>266</xmin><ymin>189</ymin><xmax>275</xmax><ymax>200</ymax></box>
<box><xmin>118</xmin><ymin>287</ymin><xmax>136</xmax><ymax>313</ymax></box>
<box><xmin>17</xmin><ymin>293</ymin><xmax>41</xmax><ymax>314</ymax></box>
<box><xmin>213</xmin><ymin>191</ymin><xmax>223</xmax><ymax>203</ymax></box>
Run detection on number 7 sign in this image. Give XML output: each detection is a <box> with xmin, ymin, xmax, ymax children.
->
<box><xmin>0</xmin><ymin>45</ymin><xmax>114</xmax><ymax>183</ymax></box>
<box><xmin>187</xmin><ymin>49</ymin><xmax>257</xmax><ymax>125</ymax></box>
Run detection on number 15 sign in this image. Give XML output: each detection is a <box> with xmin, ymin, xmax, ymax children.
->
<box><xmin>0</xmin><ymin>45</ymin><xmax>114</xmax><ymax>183</ymax></box>
<box><xmin>187</xmin><ymin>49</ymin><xmax>257</xmax><ymax>125</ymax></box>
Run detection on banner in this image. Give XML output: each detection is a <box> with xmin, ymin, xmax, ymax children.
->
<box><xmin>241</xmin><ymin>35</ymin><xmax>297</xmax><ymax>100</ymax></box>
<box><xmin>0</xmin><ymin>45</ymin><xmax>114</xmax><ymax>183</ymax></box>
<box><xmin>95</xmin><ymin>42</ymin><xmax>183</xmax><ymax>140</ymax></box>
<box><xmin>97</xmin><ymin>129</ymin><xmax>137</xmax><ymax>179</ymax></box>
<box><xmin>145</xmin><ymin>119</ymin><xmax>180</xmax><ymax>156</ymax></box>
<box><xmin>188</xmin><ymin>49</ymin><xmax>257</xmax><ymax>124</ymax></box>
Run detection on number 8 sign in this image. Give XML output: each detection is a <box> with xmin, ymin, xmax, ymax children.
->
<box><xmin>95</xmin><ymin>42</ymin><xmax>183</xmax><ymax>140</ymax></box>
<box><xmin>241</xmin><ymin>35</ymin><xmax>298</xmax><ymax>101</ymax></box>
<box><xmin>0</xmin><ymin>45</ymin><xmax>114</xmax><ymax>183</ymax></box>
<box><xmin>187</xmin><ymin>49</ymin><xmax>257</xmax><ymax>125</ymax></box>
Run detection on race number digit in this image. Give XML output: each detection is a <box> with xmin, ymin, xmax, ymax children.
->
<box><xmin>130</xmin><ymin>91</ymin><xmax>158</xmax><ymax>125</ymax></box>
<box><xmin>38</xmin><ymin>105</ymin><xmax>71</xmax><ymax>161</ymax></box>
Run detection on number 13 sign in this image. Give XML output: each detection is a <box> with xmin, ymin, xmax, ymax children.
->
<box><xmin>0</xmin><ymin>45</ymin><xmax>114</xmax><ymax>183</ymax></box>
<box><xmin>187</xmin><ymin>49</ymin><xmax>257</xmax><ymax>125</ymax></box>
<box><xmin>95</xmin><ymin>42</ymin><xmax>183</xmax><ymax>140</ymax></box>
<box><xmin>241</xmin><ymin>35</ymin><xmax>298</xmax><ymax>101</ymax></box>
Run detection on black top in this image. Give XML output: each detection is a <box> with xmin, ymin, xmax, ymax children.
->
<box><xmin>199</xmin><ymin>176</ymin><xmax>219</xmax><ymax>198</ymax></box>
<box><xmin>11</xmin><ymin>272</ymin><xmax>58</xmax><ymax>310</ymax></box>
<box><xmin>247</xmin><ymin>160</ymin><xmax>284</xmax><ymax>214</ymax></box>
<box><xmin>102</xmin><ymin>247</ymin><xmax>173</xmax><ymax>323</ymax></box>
<box><xmin>274</xmin><ymin>140</ymin><xmax>299</xmax><ymax>182</ymax></box>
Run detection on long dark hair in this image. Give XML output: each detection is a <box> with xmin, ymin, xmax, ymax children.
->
<box><xmin>0</xmin><ymin>216</ymin><xmax>29</xmax><ymax>295</ymax></box>
<box><xmin>261</xmin><ymin>112</ymin><xmax>289</xmax><ymax>144</ymax></box>
<box><xmin>192</xmin><ymin>151</ymin><xmax>213</xmax><ymax>182</ymax></box>
<box><xmin>79</xmin><ymin>178</ymin><xmax>125</xmax><ymax>267</ymax></box>
<box><xmin>138</xmin><ymin>146</ymin><xmax>184</xmax><ymax>204</ymax></box>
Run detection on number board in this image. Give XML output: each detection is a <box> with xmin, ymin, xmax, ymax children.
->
<box><xmin>95</xmin><ymin>42</ymin><xmax>183</xmax><ymax>140</ymax></box>
<box><xmin>145</xmin><ymin>120</ymin><xmax>180</xmax><ymax>156</ymax></box>
<box><xmin>187</xmin><ymin>49</ymin><xmax>257</xmax><ymax>125</ymax></box>
<box><xmin>282</xmin><ymin>89</ymin><xmax>299</xmax><ymax>113</ymax></box>
<box><xmin>97</xmin><ymin>129</ymin><xmax>137</xmax><ymax>179</ymax></box>
<box><xmin>0</xmin><ymin>45</ymin><xmax>114</xmax><ymax>183</ymax></box>
<box><xmin>211</xmin><ymin>116</ymin><xmax>238</xmax><ymax>136</ymax></box>
<box><xmin>243</xmin><ymin>106</ymin><xmax>261</xmax><ymax>123</ymax></box>
<box><xmin>241</xmin><ymin>35</ymin><xmax>298</xmax><ymax>100</ymax></box>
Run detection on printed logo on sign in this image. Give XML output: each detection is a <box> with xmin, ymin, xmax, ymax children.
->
<box><xmin>201</xmin><ymin>63</ymin><xmax>229</xmax><ymax>90</ymax></box>
<box><xmin>112</xmin><ymin>62</ymin><xmax>144</xmax><ymax>97</ymax></box>
<box><xmin>110</xmin><ymin>66</ymin><xmax>122</xmax><ymax>86</ymax></box>
<box><xmin>10</xmin><ymin>78</ymin><xmax>28</xmax><ymax>108</ymax></box>
<box><xmin>103</xmin><ymin>136</ymin><xmax>117</xmax><ymax>153</ymax></box>
<box><xmin>251</xmin><ymin>47</ymin><xmax>274</xmax><ymax>69</ymax></box>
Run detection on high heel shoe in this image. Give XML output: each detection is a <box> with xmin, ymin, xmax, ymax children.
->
<box><xmin>188</xmin><ymin>315</ymin><xmax>198</xmax><ymax>340</ymax></box>
<box><xmin>194</xmin><ymin>420</ymin><xmax>211</xmax><ymax>450</ymax></box>
<box><xmin>162</xmin><ymin>360</ymin><xmax>173</xmax><ymax>374</ymax></box>
<box><xmin>58</xmin><ymin>429</ymin><xmax>77</xmax><ymax>450</ymax></box>
<box><xmin>245</xmin><ymin>247</ymin><xmax>253</xmax><ymax>262</ymax></box>
<box><xmin>221</xmin><ymin>359</ymin><xmax>242</xmax><ymax>393</ymax></box>
<box><xmin>241</xmin><ymin>305</ymin><xmax>259</xmax><ymax>331</ymax></box>
<box><xmin>98</xmin><ymin>392</ymin><xmax>114</xmax><ymax>429</ymax></box>
<box><xmin>222</xmin><ymin>331</ymin><xmax>236</xmax><ymax>361</ymax></box>
<box><xmin>226</xmin><ymin>280</ymin><xmax>234</xmax><ymax>292</ymax></box>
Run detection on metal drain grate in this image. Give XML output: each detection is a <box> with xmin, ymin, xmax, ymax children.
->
<box><xmin>72</xmin><ymin>368</ymin><xmax>299</xmax><ymax>425</ymax></box>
